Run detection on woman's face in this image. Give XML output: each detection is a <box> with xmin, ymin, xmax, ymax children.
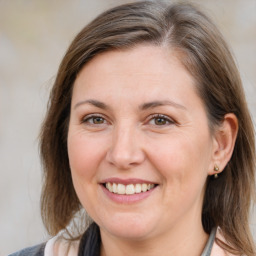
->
<box><xmin>68</xmin><ymin>45</ymin><xmax>216</xmax><ymax>241</ymax></box>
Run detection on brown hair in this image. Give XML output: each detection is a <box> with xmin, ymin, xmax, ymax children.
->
<box><xmin>40</xmin><ymin>1</ymin><xmax>256</xmax><ymax>255</ymax></box>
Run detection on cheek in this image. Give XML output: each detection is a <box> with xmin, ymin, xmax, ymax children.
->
<box><xmin>149</xmin><ymin>135</ymin><xmax>210</xmax><ymax>217</ymax></box>
<box><xmin>68</xmin><ymin>132</ymin><xmax>106</xmax><ymax>177</ymax></box>
<box><xmin>147</xmin><ymin>132</ymin><xmax>211</xmax><ymax>186</ymax></box>
<box><xmin>67</xmin><ymin>133</ymin><xmax>104</xmax><ymax>213</ymax></box>
<box><xmin>67</xmin><ymin>133</ymin><xmax>108</xmax><ymax>210</ymax></box>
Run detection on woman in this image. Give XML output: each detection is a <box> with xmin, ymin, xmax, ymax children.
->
<box><xmin>10</xmin><ymin>1</ymin><xmax>255</xmax><ymax>256</ymax></box>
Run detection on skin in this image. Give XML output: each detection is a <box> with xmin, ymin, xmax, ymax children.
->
<box><xmin>67</xmin><ymin>45</ymin><xmax>238</xmax><ymax>256</ymax></box>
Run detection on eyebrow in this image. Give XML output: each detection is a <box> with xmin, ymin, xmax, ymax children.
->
<box><xmin>74</xmin><ymin>99</ymin><xmax>108</xmax><ymax>110</ymax></box>
<box><xmin>139</xmin><ymin>100</ymin><xmax>187</xmax><ymax>111</ymax></box>
<box><xmin>74</xmin><ymin>99</ymin><xmax>187</xmax><ymax>111</ymax></box>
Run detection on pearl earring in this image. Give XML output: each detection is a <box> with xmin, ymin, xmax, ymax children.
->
<box><xmin>214</xmin><ymin>165</ymin><xmax>219</xmax><ymax>179</ymax></box>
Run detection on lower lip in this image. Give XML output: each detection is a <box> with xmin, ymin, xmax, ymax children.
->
<box><xmin>101</xmin><ymin>184</ymin><xmax>157</xmax><ymax>204</ymax></box>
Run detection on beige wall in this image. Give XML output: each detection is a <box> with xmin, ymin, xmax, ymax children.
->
<box><xmin>0</xmin><ymin>1</ymin><xmax>255</xmax><ymax>255</ymax></box>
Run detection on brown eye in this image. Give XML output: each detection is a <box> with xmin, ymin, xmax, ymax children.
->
<box><xmin>155</xmin><ymin>117</ymin><xmax>168</xmax><ymax>125</ymax></box>
<box><xmin>148</xmin><ymin>114</ymin><xmax>174</xmax><ymax>126</ymax></box>
<box><xmin>82</xmin><ymin>115</ymin><xmax>107</xmax><ymax>125</ymax></box>
<box><xmin>92</xmin><ymin>117</ymin><xmax>104</xmax><ymax>124</ymax></box>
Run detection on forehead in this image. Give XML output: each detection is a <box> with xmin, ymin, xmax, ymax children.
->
<box><xmin>73</xmin><ymin>45</ymin><xmax>196</xmax><ymax>96</ymax></box>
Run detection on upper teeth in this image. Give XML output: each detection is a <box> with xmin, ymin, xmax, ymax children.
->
<box><xmin>105</xmin><ymin>182</ymin><xmax>155</xmax><ymax>195</ymax></box>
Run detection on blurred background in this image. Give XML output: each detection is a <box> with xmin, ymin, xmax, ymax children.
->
<box><xmin>0</xmin><ymin>0</ymin><xmax>255</xmax><ymax>255</ymax></box>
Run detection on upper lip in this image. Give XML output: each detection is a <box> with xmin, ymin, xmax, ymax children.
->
<box><xmin>100</xmin><ymin>178</ymin><xmax>158</xmax><ymax>185</ymax></box>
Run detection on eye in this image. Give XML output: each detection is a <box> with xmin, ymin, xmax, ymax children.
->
<box><xmin>82</xmin><ymin>115</ymin><xmax>107</xmax><ymax>125</ymax></box>
<box><xmin>148</xmin><ymin>114</ymin><xmax>174</xmax><ymax>126</ymax></box>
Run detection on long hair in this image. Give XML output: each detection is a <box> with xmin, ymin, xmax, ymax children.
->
<box><xmin>40</xmin><ymin>1</ymin><xmax>256</xmax><ymax>255</ymax></box>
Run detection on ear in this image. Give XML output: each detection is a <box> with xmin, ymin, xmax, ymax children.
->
<box><xmin>208</xmin><ymin>113</ymin><xmax>238</xmax><ymax>175</ymax></box>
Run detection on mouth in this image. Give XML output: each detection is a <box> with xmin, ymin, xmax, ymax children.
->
<box><xmin>103</xmin><ymin>182</ymin><xmax>158</xmax><ymax>195</ymax></box>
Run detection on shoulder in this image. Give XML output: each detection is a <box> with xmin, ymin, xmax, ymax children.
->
<box><xmin>8</xmin><ymin>236</ymin><xmax>79</xmax><ymax>256</ymax></box>
<box><xmin>45</xmin><ymin>236</ymin><xmax>79</xmax><ymax>256</ymax></box>
<box><xmin>8</xmin><ymin>243</ymin><xmax>46</xmax><ymax>256</ymax></box>
<box><xmin>211</xmin><ymin>228</ymin><xmax>237</xmax><ymax>256</ymax></box>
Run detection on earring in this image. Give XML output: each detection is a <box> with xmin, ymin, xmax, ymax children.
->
<box><xmin>213</xmin><ymin>164</ymin><xmax>219</xmax><ymax>179</ymax></box>
<box><xmin>214</xmin><ymin>165</ymin><xmax>219</xmax><ymax>172</ymax></box>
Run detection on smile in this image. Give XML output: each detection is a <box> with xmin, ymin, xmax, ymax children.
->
<box><xmin>104</xmin><ymin>182</ymin><xmax>156</xmax><ymax>195</ymax></box>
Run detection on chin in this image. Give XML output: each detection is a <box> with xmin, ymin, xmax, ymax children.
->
<box><xmin>104</xmin><ymin>225</ymin><xmax>153</xmax><ymax>240</ymax></box>
<box><xmin>98</xmin><ymin>212</ymin><xmax>157</xmax><ymax>240</ymax></box>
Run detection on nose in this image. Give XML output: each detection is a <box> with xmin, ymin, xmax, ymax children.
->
<box><xmin>106</xmin><ymin>125</ymin><xmax>145</xmax><ymax>170</ymax></box>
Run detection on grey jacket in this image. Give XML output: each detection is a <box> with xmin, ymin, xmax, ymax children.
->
<box><xmin>8</xmin><ymin>243</ymin><xmax>46</xmax><ymax>256</ymax></box>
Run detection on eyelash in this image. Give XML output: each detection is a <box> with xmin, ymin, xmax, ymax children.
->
<box><xmin>82</xmin><ymin>114</ymin><xmax>108</xmax><ymax>125</ymax></box>
<box><xmin>147</xmin><ymin>114</ymin><xmax>175</xmax><ymax>126</ymax></box>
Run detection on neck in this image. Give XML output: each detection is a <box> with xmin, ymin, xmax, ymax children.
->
<box><xmin>100</xmin><ymin>220</ymin><xmax>208</xmax><ymax>256</ymax></box>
